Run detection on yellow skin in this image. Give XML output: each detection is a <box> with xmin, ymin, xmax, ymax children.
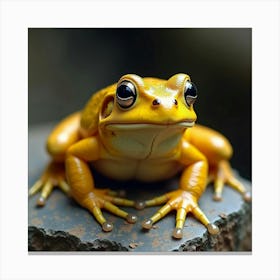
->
<box><xmin>29</xmin><ymin>73</ymin><xmax>251</xmax><ymax>239</ymax></box>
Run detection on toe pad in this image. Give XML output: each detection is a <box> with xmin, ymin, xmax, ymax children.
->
<box><xmin>172</xmin><ymin>228</ymin><xmax>183</xmax><ymax>239</ymax></box>
<box><xmin>134</xmin><ymin>201</ymin><xmax>146</xmax><ymax>210</ymax></box>
<box><xmin>142</xmin><ymin>219</ymin><xmax>153</xmax><ymax>229</ymax></box>
<box><xmin>126</xmin><ymin>214</ymin><xmax>137</xmax><ymax>224</ymax></box>
<box><xmin>207</xmin><ymin>223</ymin><xmax>219</xmax><ymax>235</ymax></box>
<box><xmin>102</xmin><ymin>222</ymin><xmax>113</xmax><ymax>232</ymax></box>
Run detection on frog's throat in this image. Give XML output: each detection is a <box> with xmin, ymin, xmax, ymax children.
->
<box><xmin>100</xmin><ymin>122</ymin><xmax>194</xmax><ymax>159</ymax></box>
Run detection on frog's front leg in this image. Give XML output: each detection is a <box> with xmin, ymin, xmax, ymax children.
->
<box><xmin>140</xmin><ymin>142</ymin><xmax>219</xmax><ymax>239</ymax></box>
<box><xmin>66</xmin><ymin>137</ymin><xmax>137</xmax><ymax>231</ymax></box>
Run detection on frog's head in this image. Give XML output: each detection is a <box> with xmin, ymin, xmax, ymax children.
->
<box><xmin>99</xmin><ymin>73</ymin><xmax>197</xmax><ymax>127</ymax></box>
<box><xmin>99</xmin><ymin>73</ymin><xmax>198</xmax><ymax>159</ymax></box>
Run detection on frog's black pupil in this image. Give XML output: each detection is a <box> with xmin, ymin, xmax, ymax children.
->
<box><xmin>117</xmin><ymin>84</ymin><xmax>135</xmax><ymax>99</ymax></box>
<box><xmin>116</xmin><ymin>81</ymin><xmax>137</xmax><ymax>109</ymax></box>
<box><xmin>185</xmin><ymin>82</ymin><xmax>197</xmax><ymax>97</ymax></box>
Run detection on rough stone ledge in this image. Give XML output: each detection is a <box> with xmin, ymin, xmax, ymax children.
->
<box><xmin>28</xmin><ymin>227</ymin><xmax>128</xmax><ymax>251</ymax></box>
<box><xmin>28</xmin><ymin>202</ymin><xmax>251</xmax><ymax>252</ymax></box>
<box><xmin>176</xmin><ymin>203</ymin><xmax>252</xmax><ymax>252</ymax></box>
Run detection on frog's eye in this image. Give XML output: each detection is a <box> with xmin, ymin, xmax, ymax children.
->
<box><xmin>184</xmin><ymin>81</ymin><xmax>198</xmax><ymax>106</ymax></box>
<box><xmin>116</xmin><ymin>80</ymin><xmax>137</xmax><ymax>109</ymax></box>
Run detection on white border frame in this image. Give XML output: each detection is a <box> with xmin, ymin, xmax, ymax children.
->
<box><xmin>1</xmin><ymin>0</ymin><xmax>279</xmax><ymax>279</ymax></box>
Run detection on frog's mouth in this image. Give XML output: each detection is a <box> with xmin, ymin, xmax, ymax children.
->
<box><xmin>105</xmin><ymin>120</ymin><xmax>195</xmax><ymax>130</ymax></box>
<box><xmin>101</xmin><ymin>120</ymin><xmax>194</xmax><ymax>159</ymax></box>
<box><xmin>106</xmin><ymin>120</ymin><xmax>195</xmax><ymax>130</ymax></box>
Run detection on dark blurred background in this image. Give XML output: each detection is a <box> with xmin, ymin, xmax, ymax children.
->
<box><xmin>28</xmin><ymin>28</ymin><xmax>251</xmax><ymax>180</ymax></box>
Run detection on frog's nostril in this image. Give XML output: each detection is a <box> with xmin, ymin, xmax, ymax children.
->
<box><xmin>152</xmin><ymin>99</ymin><xmax>161</xmax><ymax>106</ymax></box>
<box><xmin>173</xmin><ymin>99</ymin><xmax>178</xmax><ymax>106</ymax></box>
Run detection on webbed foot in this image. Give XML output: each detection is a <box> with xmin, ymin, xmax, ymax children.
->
<box><xmin>140</xmin><ymin>189</ymin><xmax>219</xmax><ymax>239</ymax></box>
<box><xmin>29</xmin><ymin>161</ymin><xmax>70</xmax><ymax>206</ymax></box>
<box><xmin>29</xmin><ymin>162</ymin><xmax>138</xmax><ymax>231</ymax></box>
<box><xmin>208</xmin><ymin>160</ymin><xmax>251</xmax><ymax>202</ymax></box>
<box><xmin>77</xmin><ymin>189</ymin><xmax>137</xmax><ymax>231</ymax></box>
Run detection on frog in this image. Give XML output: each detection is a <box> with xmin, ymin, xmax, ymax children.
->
<box><xmin>29</xmin><ymin>73</ymin><xmax>251</xmax><ymax>239</ymax></box>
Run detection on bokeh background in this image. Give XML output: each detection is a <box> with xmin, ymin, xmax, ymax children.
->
<box><xmin>28</xmin><ymin>28</ymin><xmax>251</xmax><ymax>180</ymax></box>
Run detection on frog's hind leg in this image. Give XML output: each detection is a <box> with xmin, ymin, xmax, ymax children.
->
<box><xmin>29</xmin><ymin>161</ymin><xmax>70</xmax><ymax>206</ymax></box>
<box><xmin>186</xmin><ymin>124</ymin><xmax>251</xmax><ymax>202</ymax></box>
<box><xmin>208</xmin><ymin>160</ymin><xmax>251</xmax><ymax>202</ymax></box>
<box><xmin>29</xmin><ymin>112</ymin><xmax>81</xmax><ymax>206</ymax></box>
